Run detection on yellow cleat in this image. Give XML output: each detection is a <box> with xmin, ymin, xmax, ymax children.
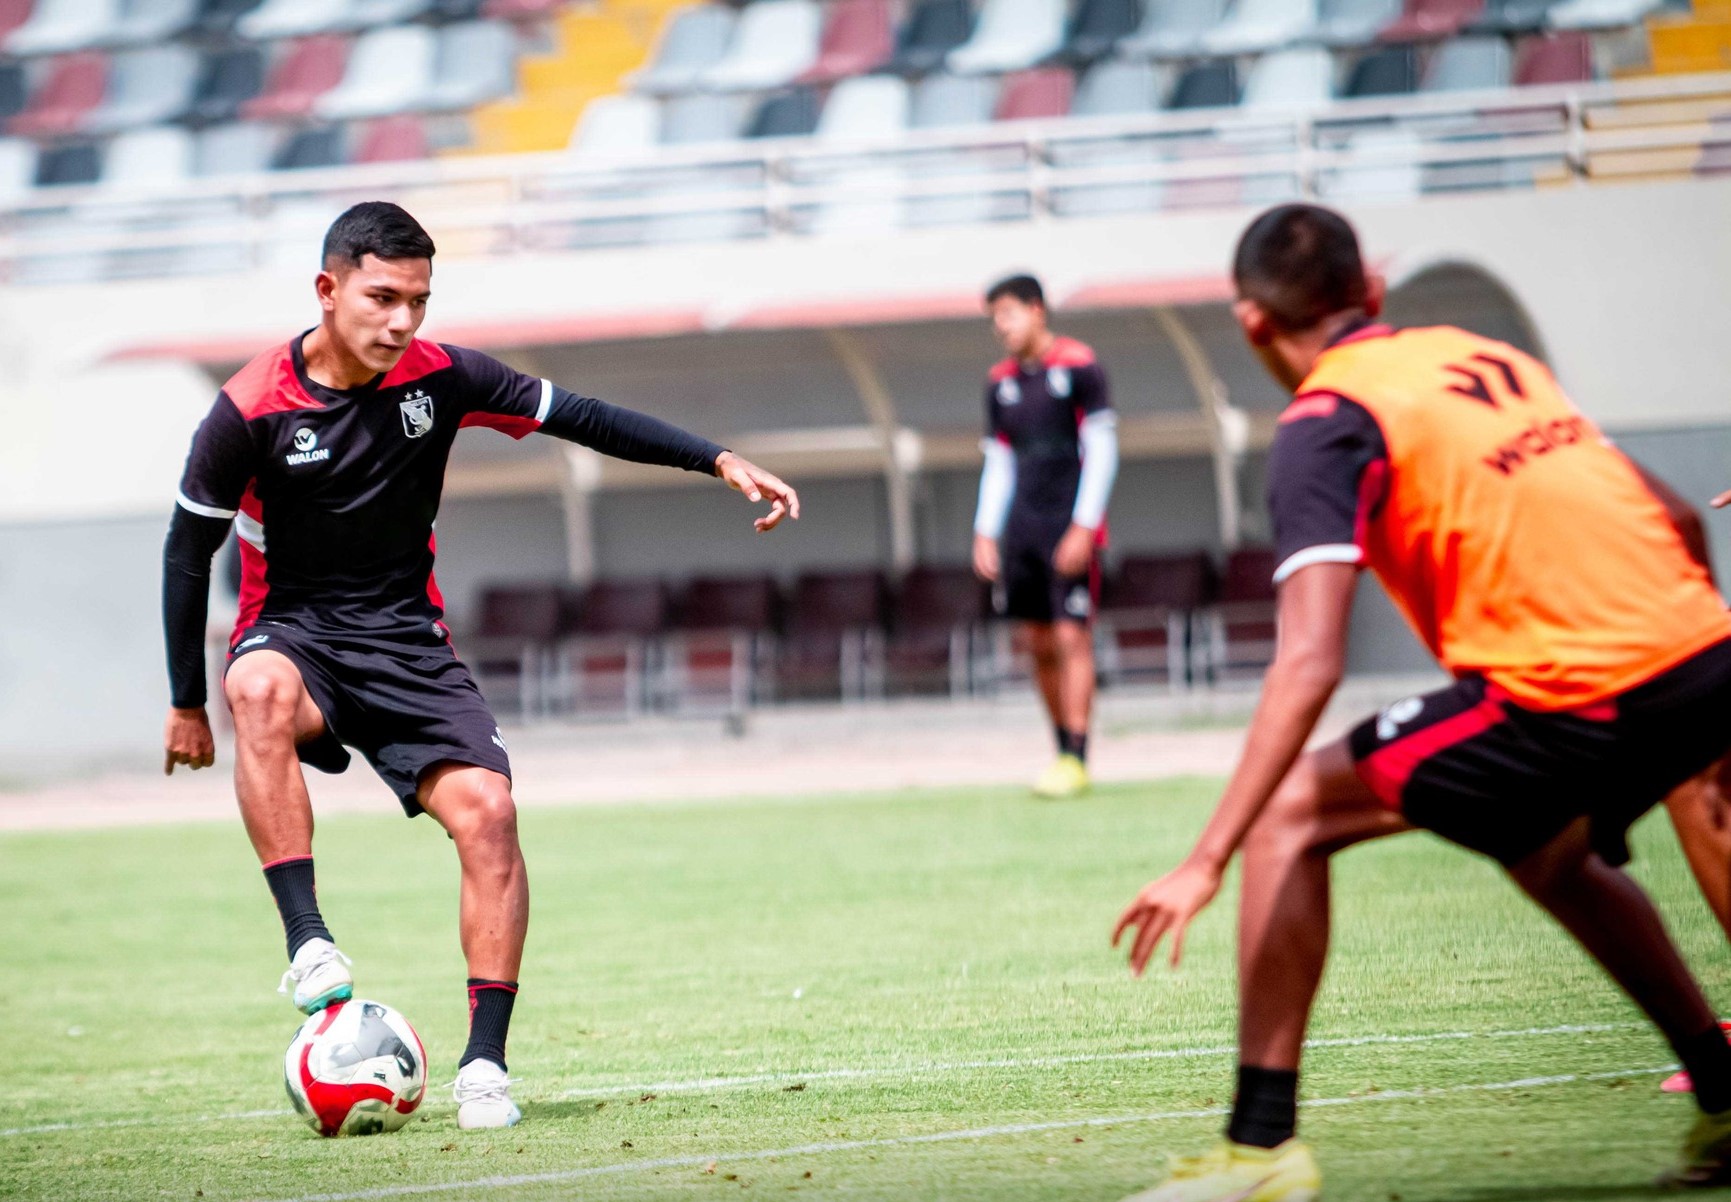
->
<box><xmin>1122</xmin><ymin>1139</ymin><xmax>1321</xmax><ymax>1202</ymax></box>
<box><xmin>1032</xmin><ymin>753</ymin><xmax>1091</xmax><ymax>799</ymax></box>
<box><xmin>1659</xmin><ymin>1108</ymin><xmax>1731</xmax><ymax>1188</ymax></box>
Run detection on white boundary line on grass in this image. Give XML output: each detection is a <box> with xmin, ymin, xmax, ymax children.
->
<box><xmin>263</xmin><ymin>1064</ymin><xmax>1677</xmax><ymax>1202</ymax></box>
<box><xmin>0</xmin><ymin>1021</ymin><xmax>1644</xmax><ymax>1140</ymax></box>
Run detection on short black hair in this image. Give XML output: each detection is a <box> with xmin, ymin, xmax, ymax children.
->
<box><xmin>321</xmin><ymin>201</ymin><xmax>436</xmax><ymax>270</ymax></box>
<box><xmin>1232</xmin><ymin>204</ymin><xmax>1367</xmax><ymax>332</ymax></box>
<box><xmin>985</xmin><ymin>274</ymin><xmax>1045</xmax><ymax>308</ymax></box>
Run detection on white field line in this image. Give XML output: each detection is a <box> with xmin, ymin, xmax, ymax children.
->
<box><xmin>264</xmin><ymin>1064</ymin><xmax>1677</xmax><ymax>1202</ymax></box>
<box><xmin>0</xmin><ymin>1020</ymin><xmax>1644</xmax><ymax>1140</ymax></box>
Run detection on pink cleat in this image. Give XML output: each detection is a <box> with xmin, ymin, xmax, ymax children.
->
<box><xmin>1662</xmin><ymin>1020</ymin><xmax>1731</xmax><ymax>1094</ymax></box>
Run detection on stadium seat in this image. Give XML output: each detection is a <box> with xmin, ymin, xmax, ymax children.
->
<box><xmin>236</xmin><ymin>0</ymin><xmax>349</xmax><ymax>39</ymax></box>
<box><xmin>421</xmin><ymin>20</ymin><xmax>519</xmax><ymax>112</ymax></box>
<box><xmin>195</xmin><ymin>0</ymin><xmax>262</xmax><ymax>33</ymax></box>
<box><xmin>1423</xmin><ymin>32</ymin><xmax>1513</xmax><ymax>87</ymax></box>
<box><xmin>1242</xmin><ymin>45</ymin><xmax>1336</xmax><ymax>108</ymax></box>
<box><xmin>995</xmin><ymin>66</ymin><xmax>1074</xmax><ymax>120</ymax></box>
<box><xmin>884</xmin><ymin>566</ymin><xmax>991</xmax><ymax>698</ymax></box>
<box><xmin>348</xmin><ymin>0</ymin><xmax>434</xmax><ymax>24</ymax></box>
<box><xmin>659</xmin><ymin>89</ymin><xmax>754</xmax><ymax>142</ymax></box>
<box><xmin>9</xmin><ymin>52</ymin><xmax>108</xmax><ymax>138</ymax></box>
<box><xmin>1071</xmin><ymin>56</ymin><xmax>1164</xmax><ymax>113</ymax></box>
<box><xmin>86</xmin><ymin>44</ymin><xmax>201</xmax><ymax>133</ymax></box>
<box><xmin>34</xmin><ymin>139</ymin><xmax>102</xmax><ymax>186</ymax></box>
<box><xmin>1317</xmin><ymin>0</ymin><xmax>1403</xmax><ymax>45</ymax></box>
<box><xmin>800</xmin><ymin>0</ymin><xmax>893</xmax><ymax>83</ymax></box>
<box><xmin>1548</xmin><ymin>0</ymin><xmax>1663</xmax><ymax>28</ymax></box>
<box><xmin>1199</xmin><ymin>0</ymin><xmax>1320</xmax><ymax>55</ymax></box>
<box><xmin>701</xmin><ymin>0</ymin><xmax>823</xmax><ymax>91</ymax></box>
<box><xmin>242</xmin><ymin>35</ymin><xmax>350</xmax><ymax>120</ymax></box>
<box><xmin>193</xmin><ymin>119</ymin><xmax>280</xmax><ymax>174</ymax></box>
<box><xmin>1342</xmin><ymin>43</ymin><xmax>1420</xmax><ymax>93</ymax></box>
<box><xmin>431</xmin><ymin>0</ymin><xmax>486</xmax><ymax>17</ymax></box>
<box><xmin>568</xmin><ymin>92</ymin><xmax>661</xmax><ymax>156</ymax></box>
<box><xmin>100</xmin><ymin>124</ymin><xmax>195</xmax><ymax>188</ymax></box>
<box><xmin>0</xmin><ymin>137</ymin><xmax>37</xmax><ymax>201</ymax></box>
<box><xmin>548</xmin><ymin>579</ymin><xmax>669</xmax><ymax>719</ymax></box>
<box><xmin>817</xmin><ymin>71</ymin><xmax>910</xmax><ymax>135</ymax></box>
<box><xmin>780</xmin><ymin>570</ymin><xmax>890</xmax><ymax>701</ymax></box>
<box><xmin>904</xmin><ymin>70</ymin><xmax>1008</xmax><ymax>225</ymax></box>
<box><xmin>1119</xmin><ymin>0</ymin><xmax>1228</xmax><ymax>59</ymax></box>
<box><xmin>1060</xmin><ymin>0</ymin><xmax>1141</xmax><ymax>62</ymax></box>
<box><xmin>748</xmin><ymin>85</ymin><xmax>823</xmax><ymax>138</ymax></box>
<box><xmin>632</xmin><ymin>4</ymin><xmax>736</xmax><ymax>94</ymax></box>
<box><xmin>316</xmin><ymin>25</ymin><xmax>438</xmax><ymax>120</ymax></box>
<box><xmin>482</xmin><ymin>0</ymin><xmax>562</xmax><ymax>17</ymax></box>
<box><xmin>1097</xmin><ymin>551</ymin><xmax>1214</xmax><ymax>688</ymax></box>
<box><xmin>800</xmin><ymin>74</ymin><xmax>909</xmax><ymax>232</ymax></box>
<box><xmin>1052</xmin><ymin>58</ymin><xmax>1168</xmax><ymax>214</ymax></box>
<box><xmin>272</xmin><ymin>123</ymin><xmax>347</xmax><ymax>170</ymax></box>
<box><xmin>1514</xmin><ymin>28</ymin><xmax>1594</xmax><ymax>82</ymax></box>
<box><xmin>1466</xmin><ymin>0</ymin><xmax>1563</xmax><ymax>33</ymax></box>
<box><xmin>188</xmin><ymin>46</ymin><xmax>266</xmax><ymax>124</ymax></box>
<box><xmin>467</xmin><ymin>584</ymin><xmax>564</xmax><ymax>720</ymax></box>
<box><xmin>354</xmin><ymin>114</ymin><xmax>429</xmax><ymax>162</ymax></box>
<box><xmin>888</xmin><ymin>0</ymin><xmax>974</xmax><ymax>73</ymax></box>
<box><xmin>0</xmin><ymin>63</ymin><xmax>28</xmax><ymax>126</ymax></box>
<box><xmin>1167</xmin><ymin>58</ymin><xmax>1240</xmax><ymax>108</ymax></box>
<box><xmin>0</xmin><ymin>0</ymin><xmax>36</xmax><ymax>42</ymax></box>
<box><xmin>947</xmin><ymin>0</ymin><xmax>1067</xmax><ymax>74</ymax></box>
<box><xmin>7</xmin><ymin>0</ymin><xmax>118</xmax><ymax>56</ymax></box>
<box><xmin>910</xmin><ymin>70</ymin><xmax>999</xmax><ymax>126</ymax></box>
<box><xmin>1200</xmin><ymin>547</ymin><xmax>1278</xmax><ymax>683</ymax></box>
<box><xmin>1379</xmin><ymin>0</ymin><xmax>1487</xmax><ymax>41</ymax></box>
<box><xmin>662</xmin><ymin>575</ymin><xmax>782</xmax><ymax>712</ymax></box>
<box><xmin>110</xmin><ymin>0</ymin><xmax>199</xmax><ymax>45</ymax></box>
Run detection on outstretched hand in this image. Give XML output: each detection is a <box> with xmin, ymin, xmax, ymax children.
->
<box><xmin>1713</xmin><ymin>490</ymin><xmax>1731</xmax><ymax>509</ymax></box>
<box><xmin>716</xmin><ymin>451</ymin><xmax>801</xmax><ymax>533</ymax></box>
<box><xmin>1111</xmin><ymin>859</ymin><xmax>1224</xmax><ymax>976</ymax></box>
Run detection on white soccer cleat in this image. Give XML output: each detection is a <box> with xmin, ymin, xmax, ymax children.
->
<box><xmin>454</xmin><ymin>1059</ymin><xmax>521</xmax><ymax>1130</ymax></box>
<box><xmin>277</xmin><ymin>938</ymin><xmax>354</xmax><ymax>1015</ymax></box>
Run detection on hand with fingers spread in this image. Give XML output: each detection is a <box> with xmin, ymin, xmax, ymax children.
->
<box><xmin>1112</xmin><ymin>858</ymin><xmax>1224</xmax><ymax>976</ymax></box>
<box><xmin>715</xmin><ymin>451</ymin><xmax>801</xmax><ymax>533</ymax></box>
<box><xmin>164</xmin><ymin>705</ymin><xmax>215</xmax><ymax>775</ymax></box>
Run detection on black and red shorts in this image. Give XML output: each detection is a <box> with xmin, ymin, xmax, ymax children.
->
<box><xmin>1349</xmin><ymin>637</ymin><xmax>1731</xmax><ymax>867</ymax></box>
<box><xmin>226</xmin><ymin>620</ymin><xmax>512</xmax><ymax>818</ymax></box>
<box><xmin>997</xmin><ymin>521</ymin><xmax>1100</xmax><ymax>626</ymax></box>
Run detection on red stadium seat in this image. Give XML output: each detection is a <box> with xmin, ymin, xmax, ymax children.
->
<box><xmin>994</xmin><ymin>66</ymin><xmax>1075</xmax><ymax>121</ymax></box>
<box><xmin>781</xmin><ymin>569</ymin><xmax>890</xmax><ymax>701</ymax></box>
<box><xmin>1514</xmin><ymin>30</ymin><xmax>1595</xmax><ymax>85</ymax></box>
<box><xmin>9</xmin><ymin>52</ymin><xmax>107</xmax><ymax>138</ymax></box>
<box><xmin>549</xmin><ymin>579</ymin><xmax>669</xmax><ymax>719</ymax></box>
<box><xmin>0</xmin><ymin>0</ymin><xmax>35</xmax><ymax>41</ymax></box>
<box><xmin>885</xmin><ymin>565</ymin><xmax>991</xmax><ymax>697</ymax></box>
<box><xmin>1098</xmin><ymin>551</ymin><xmax>1216</xmax><ymax>689</ymax></box>
<box><xmin>663</xmin><ymin>575</ymin><xmax>782</xmax><ymax>713</ymax></box>
<box><xmin>481</xmin><ymin>0</ymin><xmax>562</xmax><ymax>19</ymax></box>
<box><xmin>1379</xmin><ymin>0</ymin><xmax>1486</xmax><ymax>42</ymax></box>
<box><xmin>353</xmin><ymin>114</ymin><xmax>429</xmax><ymax>164</ymax></box>
<box><xmin>242</xmin><ymin>35</ymin><xmax>350</xmax><ymax>121</ymax></box>
<box><xmin>800</xmin><ymin>0</ymin><xmax>894</xmax><ymax>83</ymax></box>
<box><xmin>466</xmin><ymin>583</ymin><xmax>564</xmax><ymax>719</ymax></box>
<box><xmin>1201</xmin><ymin>547</ymin><xmax>1280</xmax><ymax>683</ymax></box>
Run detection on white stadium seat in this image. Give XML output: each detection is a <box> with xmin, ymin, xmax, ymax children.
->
<box><xmin>315</xmin><ymin>25</ymin><xmax>438</xmax><ymax>120</ymax></box>
<box><xmin>700</xmin><ymin>0</ymin><xmax>823</xmax><ymax>92</ymax></box>
<box><xmin>420</xmin><ymin>20</ymin><xmax>518</xmax><ymax>112</ymax></box>
<box><xmin>632</xmin><ymin>4</ymin><xmax>737</xmax><ymax>95</ymax></box>
<box><xmin>568</xmin><ymin>93</ymin><xmax>662</xmax><ymax>158</ymax></box>
<box><xmin>1242</xmin><ymin>46</ymin><xmax>1336</xmax><ymax>109</ymax></box>
<box><xmin>1198</xmin><ymin>0</ymin><xmax>1320</xmax><ymax>56</ymax></box>
<box><xmin>6</xmin><ymin>0</ymin><xmax>119</xmax><ymax>56</ymax></box>
<box><xmin>85</xmin><ymin>44</ymin><xmax>201</xmax><ymax>133</ymax></box>
<box><xmin>945</xmin><ymin>0</ymin><xmax>1066</xmax><ymax>75</ymax></box>
<box><xmin>235</xmin><ymin>0</ymin><xmax>350</xmax><ymax>40</ymax></box>
<box><xmin>101</xmin><ymin>124</ymin><xmax>196</xmax><ymax>189</ymax></box>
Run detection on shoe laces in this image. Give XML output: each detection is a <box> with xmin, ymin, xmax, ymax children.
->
<box><xmin>450</xmin><ymin>1064</ymin><xmax>518</xmax><ymax>1107</ymax></box>
<box><xmin>277</xmin><ymin>944</ymin><xmax>352</xmax><ymax>995</ymax></box>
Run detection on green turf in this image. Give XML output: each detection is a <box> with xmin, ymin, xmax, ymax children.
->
<box><xmin>3</xmin><ymin>779</ymin><xmax>1729</xmax><ymax>1201</ymax></box>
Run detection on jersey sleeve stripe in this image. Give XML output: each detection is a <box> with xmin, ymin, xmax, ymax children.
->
<box><xmin>1272</xmin><ymin>543</ymin><xmax>1364</xmax><ymax>585</ymax></box>
<box><xmin>176</xmin><ymin>490</ymin><xmax>237</xmax><ymax>520</ymax></box>
<box><xmin>534</xmin><ymin>378</ymin><xmax>553</xmax><ymax>425</ymax></box>
<box><xmin>234</xmin><ymin>509</ymin><xmax>266</xmax><ymax>551</ymax></box>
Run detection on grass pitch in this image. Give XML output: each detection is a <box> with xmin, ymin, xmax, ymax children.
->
<box><xmin>3</xmin><ymin>778</ymin><xmax>1729</xmax><ymax>1201</ymax></box>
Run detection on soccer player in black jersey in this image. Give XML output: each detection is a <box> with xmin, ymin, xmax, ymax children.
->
<box><xmin>971</xmin><ymin>275</ymin><xmax>1119</xmax><ymax>798</ymax></box>
<box><xmin>161</xmin><ymin>203</ymin><xmax>798</xmax><ymax>1129</ymax></box>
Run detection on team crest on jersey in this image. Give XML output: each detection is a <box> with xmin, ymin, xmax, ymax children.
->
<box><xmin>997</xmin><ymin>377</ymin><xmax>1021</xmax><ymax>405</ymax></box>
<box><xmin>399</xmin><ymin>390</ymin><xmax>435</xmax><ymax>439</ymax></box>
<box><xmin>1047</xmin><ymin>366</ymin><xmax>1071</xmax><ymax>398</ymax></box>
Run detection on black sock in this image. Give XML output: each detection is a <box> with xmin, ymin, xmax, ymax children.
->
<box><xmin>461</xmin><ymin>979</ymin><xmax>518</xmax><ymax>1073</ymax></box>
<box><xmin>262</xmin><ymin>856</ymin><xmax>333</xmax><ymax>961</ymax></box>
<box><xmin>1675</xmin><ymin>1023</ymin><xmax>1731</xmax><ymax>1114</ymax></box>
<box><xmin>1057</xmin><ymin>728</ymin><xmax>1089</xmax><ymax>763</ymax></box>
<box><xmin>1226</xmin><ymin>1064</ymin><xmax>1299</xmax><ymax>1149</ymax></box>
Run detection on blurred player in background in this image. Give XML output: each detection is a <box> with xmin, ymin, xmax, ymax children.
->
<box><xmin>972</xmin><ymin>275</ymin><xmax>1119</xmax><ymax>799</ymax></box>
<box><xmin>161</xmin><ymin>202</ymin><xmax>798</xmax><ymax>1130</ymax></box>
<box><xmin>1113</xmin><ymin>204</ymin><xmax>1731</xmax><ymax>1199</ymax></box>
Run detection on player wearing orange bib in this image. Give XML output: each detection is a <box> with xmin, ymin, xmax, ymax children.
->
<box><xmin>1112</xmin><ymin>204</ymin><xmax>1731</xmax><ymax>1200</ymax></box>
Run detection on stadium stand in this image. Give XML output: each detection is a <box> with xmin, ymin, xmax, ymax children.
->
<box><xmin>780</xmin><ymin>570</ymin><xmax>891</xmax><ymax>702</ymax></box>
<box><xmin>1098</xmin><ymin>551</ymin><xmax>1217</xmax><ymax>690</ymax></box>
<box><xmin>549</xmin><ymin>579</ymin><xmax>670</xmax><ymax>718</ymax></box>
<box><xmin>467</xmin><ymin>583</ymin><xmax>564</xmax><ymax>719</ymax></box>
<box><xmin>662</xmin><ymin>574</ymin><xmax>782</xmax><ymax>712</ymax></box>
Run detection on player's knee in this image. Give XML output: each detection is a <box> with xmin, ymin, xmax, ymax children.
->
<box><xmin>1246</xmin><ymin>764</ymin><xmax>1324</xmax><ymax>857</ymax></box>
<box><xmin>225</xmin><ymin>667</ymin><xmax>299</xmax><ymax>727</ymax></box>
<box><xmin>450</xmin><ymin>778</ymin><xmax>518</xmax><ymax>846</ymax></box>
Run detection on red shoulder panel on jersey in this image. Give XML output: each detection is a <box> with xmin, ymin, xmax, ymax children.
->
<box><xmin>380</xmin><ymin>339</ymin><xmax>453</xmax><ymax>389</ymax></box>
<box><xmin>1043</xmin><ymin>336</ymin><xmax>1097</xmax><ymax>368</ymax></box>
<box><xmin>460</xmin><ymin>412</ymin><xmax>539</xmax><ymax>439</ymax></box>
<box><xmin>989</xmin><ymin>357</ymin><xmax>1019</xmax><ymax>383</ymax></box>
<box><xmin>223</xmin><ymin>343</ymin><xmax>323</xmax><ymax>420</ymax></box>
<box><xmin>1280</xmin><ymin>392</ymin><xmax>1343</xmax><ymax>424</ymax></box>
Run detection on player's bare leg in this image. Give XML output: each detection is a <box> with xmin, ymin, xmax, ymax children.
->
<box><xmin>1665</xmin><ymin>761</ymin><xmax>1731</xmax><ymax>941</ymax></box>
<box><xmin>224</xmin><ymin>650</ymin><xmax>351</xmax><ymax>1013</ymax></box>
<box><xmin>417</xmin><ymin>762</ymin><xmax>528</xmax><ymax>1129</ymax></box>
<box><xmin>1023</xmin><ymin>621</ymin><xmax>1094</xmax><ymax>797</ymax></box>
<box><xmin>1053</xmin><ymin>618</ymin><xmax>1095</xmax><ymax>741</ymax></box>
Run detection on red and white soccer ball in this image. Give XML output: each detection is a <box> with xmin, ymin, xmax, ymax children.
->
<box><xmin>284</xmin><ymin>998</ymin><xmax>427</xmax><ymax>1137</ymax></box>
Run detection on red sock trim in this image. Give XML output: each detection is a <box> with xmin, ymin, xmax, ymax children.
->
<box><xmin>467</xmin><ymin>981</ymin><xmax>519</xmax><ymax>994</ymax></box>
<box><xmin>261</xmin><ymin>854</ymin><xmax>314</xmax><ymax>871</ymax></box>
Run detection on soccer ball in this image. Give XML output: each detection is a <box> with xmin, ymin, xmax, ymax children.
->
<box><xmin>284</xmin><ymin>998</ymin><xmax>427</xmax><ymax>1137</ymax></box>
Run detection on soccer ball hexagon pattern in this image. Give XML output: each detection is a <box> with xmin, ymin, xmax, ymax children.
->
<box><xmin>284</xmin><ymin>998</ymin><xmax>427</xmax><ymax>1137</ymax></box>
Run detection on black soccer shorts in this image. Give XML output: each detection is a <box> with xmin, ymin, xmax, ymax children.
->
<box><xmin>225</xmin><ymin>621</ymin><xmax>512</xmax><ymax>817</ymax></box>
<box><xmin>997</xmin><ymin>530</ymin><xmax>1098</xmax><ymax>626</ymax></box>
<box><xmin>1348</xmin><ymin>637</ymin><xmax>1731</xmax><ymax>867</ymax></box>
